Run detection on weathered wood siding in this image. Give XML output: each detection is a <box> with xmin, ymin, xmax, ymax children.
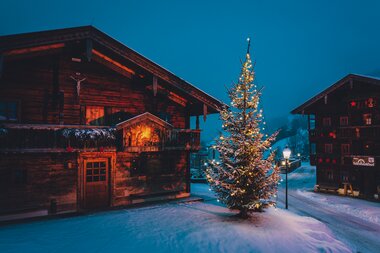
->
<box><xmin>0</xmin><ymin>46</ymin><xmax>194</xmax><ymax>215</ymax></box>
<box><xmin>307</xmin><ymin>79</ymin><xmax>380</xmax><ymax>197</ymax></box>
<box><xmin>0</xmin><ymin>153</ymin><xmax>78</xmax><ymax>214</ymax></box>
<box><xmin>1</xmin><ymin>52</ymin><xmax>187</xmax><ymax>128</ymax></box>
<box><xmin>113</xmin><ymin>151</ymin><xmax>189</xmax><ymax>206</ymax></box>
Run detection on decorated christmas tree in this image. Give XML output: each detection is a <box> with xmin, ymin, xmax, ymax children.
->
<box><xmin>206</xmin><ymin>39</ymin><xmax>279</xmax><ymax>217</ymax></box>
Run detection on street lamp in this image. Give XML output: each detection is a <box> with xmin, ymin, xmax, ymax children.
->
<box><xmin>282</xmin><ymin>146</ymin><xmax>291</xmax><ymax>209</ymax></box>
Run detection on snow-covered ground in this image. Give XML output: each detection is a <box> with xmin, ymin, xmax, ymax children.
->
<box><xmin>2</xmin><ymin>164</ymin><xmax>378</xmax><ymax>253</ymax></box>
<box><xmin>298</xmin><ymin>190</ymin><xmax>380</xmax><ymax>226</ymax></box>
<box><xmin>280</xmin><ymin>163</ymin><xmax>380</xmax><ymax>226</ymax></box>
<box><xmin>0</xmin><ymin>183</ymin><xmax>351</xmax><ymax>253</ymax></box>
<box><xmin>278</xmin><ymin>163</ymin><xmax>380</xmax><ymax>252</ymax></box>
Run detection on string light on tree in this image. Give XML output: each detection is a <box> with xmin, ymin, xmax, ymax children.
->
<box><xmin>205</xmin><ymin>38</ymin><xmax>279</xmax><ymax>218</ymax></box>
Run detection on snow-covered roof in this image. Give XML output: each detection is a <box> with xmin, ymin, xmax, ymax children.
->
<box><xmin>115</xmin><ymin>112</ymin><xmax>173</xmax><ymax>130</ymax></box>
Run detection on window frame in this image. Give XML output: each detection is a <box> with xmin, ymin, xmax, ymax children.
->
<box><xmin>324</xmin><ymin>143</ymin><xmax>333</xmax><ymax>154</ymax></box>
<box><xmin>363</xmin><ymin>113</ymin><xmax>372</xmax><ymax>125</ymax></box>
<box><xmin>85</xmin><ymin>105</ymin><xmax>106</xmax><ymax>126</ymax></box>
<box><xmin>85</xmin><ymin>159</ymin><xmax>108</xmax><ymax>183</ymax></box>
<box><xmin>339</xmin><ymin>116</ymin><xmax>349</xmax><ymax>126</ymax></box>
<box><xmin>341</xmin><ymin>144</ymin><xmax>350</xmax><ymax>155</ymax></box>
<box><xmin>322</xmin><ymin>117</ymin><xmax>331</xmax><ymax>127</ymax></box>
<box><xmin>327</xmin><ymin>170</ymin><xmax>334</xmax><ymax>181</ymax></box>
<box><xmin>13</xmin><ymin>168</ymin><xmax>28</xmax><ymax>185</ymax></box>
<box><xmin>0</xmin><ymin>100</ymin><xmax>21</xmax><ymax>122</ymax></box>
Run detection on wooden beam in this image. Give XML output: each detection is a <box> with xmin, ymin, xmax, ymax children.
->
<box><xmin>92</xmin><ymin>49</ymin><xmax>135</xmax><ymax>76</ymax></box>
<box><xmin>146</xmin><ymin>84</ymin><xmax>187</xmax><ymax>107</ymax></box>
<box><xmin>4</xmin><ymin>43</ymin><xmax>65</xmax><ymax>56</ymax></box>
<box><xmin>86</xmin><ymin>39</ymin><xmax>93</xmax><ymax>62</ymax></box>
<box><xmin>203</xmin><ymin>104</ymin><xmax>208</xmax><ymax>122</ymax></box>
<box><xmin>153</xmin><ymin>75</ymin><xmax>158</xmax><ymax>96</ymax></box>
<box><xmin>168</xmin><ymin>91</ymin><xmax>187</xmax><ymax>107</ymax></box>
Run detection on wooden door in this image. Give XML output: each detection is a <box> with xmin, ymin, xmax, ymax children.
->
<box><xmin>84</xmin><ymin>159</ymin><xmax>109</xmax><ymax>209</ymax></box>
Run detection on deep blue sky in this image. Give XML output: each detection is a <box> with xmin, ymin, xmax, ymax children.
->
<box><xmin>1</xmin><ymin>0</ymin><xmax>380</xmax><ymax>142</ymax></box>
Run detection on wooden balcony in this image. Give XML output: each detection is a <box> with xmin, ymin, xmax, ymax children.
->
<box><xmin>121</xmin><ymin>129</ymin><xmax>201</xmax><ymax>152</ymax></box>
<box><xmin>309</xmin><ymin>128</ymin><xmax>335</xmax><ymax>141</ymax></box>
<box><xmin>337</xmin><ymin>126</ymin><xmax>380</xmax><ymax>140</ymax></box>
<box><xmin>309</xmin><ymin>126</ymin><xmax>380</xmax><ymax>141</ymax></box>
<box><xmin>314</xmin><ymin>154</ymin><xmax>341</xmax><ymax>166</ymax></box>
<box><xmin>0</xmin><ymin>124</ymin><xmax>201</xmax><ymax>152</ymax></box>
<box><xmin>0</xmin><ymin>124</ymin><xmax>116</xmax><ymax>152</ymax></box>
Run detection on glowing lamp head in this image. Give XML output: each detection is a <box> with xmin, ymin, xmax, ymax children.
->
<box><xmin>283</xmin><ymin>146</ymin><xmax>291</xmax><ymax>160</ymax></box>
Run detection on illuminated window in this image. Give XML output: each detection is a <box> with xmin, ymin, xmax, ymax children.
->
<box><xmin>322</xmin><ymin>117</ymin><xmax>331</xmax><ymax>127</ymax></box>
<box><xmin>86</xmin><ymin>106</ymin><xmax>105</xmax><ymax>125</ymax></box>
<box><xmin>0</xmin><ymin>101</ymin><xmax>18</xmax><ymax>121</ymax></box>
<box><xmin>363</xmin><ymin>114</ymin><xmax>372</xmax><ymax>125</ymax></box>
<box><xmin>325</xmin><ymin>143</ymin><xmax>333</xmax><ymax>153</ymax></box>
<box><xmin>366</xmin><ymin>98</ymin><xmax>375</xmax><ymax>108</ymax></box>
<box><xmin>340</xmin><ymin>116</ymin><xmax>348</xmax><ymax>126</ymax></box>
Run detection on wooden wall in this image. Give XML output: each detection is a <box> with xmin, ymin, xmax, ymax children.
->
<box><xmin>309</xmin><ymin>80</ymin><xmax>380</xmax><ymax>196</ymax></box>
<box><xmin>1</xmin><ymin>51</ymin><xmax>188</xmax><ymax>128</ymax></box>
<box><xmin>0</xmin><ymin>47</ymin><xmax>193</xmax><ymax>215</ymax></box>
<box><xmin>0</xmin><ymin>150</ymin><xmax>190</xmax><ymax>214</ymax></box>
<box><xmin>0</xmin><ymin>152</ymin><xmax>78</xmax><ymax>214</ymax></box>
<box><xmin>113</xmin><ymin>151</ymin><xmax>189</xmax><ymax>206</ymax></box>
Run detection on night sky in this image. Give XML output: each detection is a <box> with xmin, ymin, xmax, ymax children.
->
<box><xmin>1</xmin><ymin>0</ymin><xmax>380</xmax><ymax>142</ymax></box>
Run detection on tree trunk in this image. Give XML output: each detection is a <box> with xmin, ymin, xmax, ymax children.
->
<box><xmin>238</xmin><ymin>209</ymin><xmax>249</xmax><ymax>219</ymax></box>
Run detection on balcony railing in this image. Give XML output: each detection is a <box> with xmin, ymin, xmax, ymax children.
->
<box><xmin>314</xmin><ymin>154</ymin><xmax>341</xmax><ymax>166</ymax></box>
<box><xmin>338</xmin><ymin>126</ymin><xmax>380</xmax><ymax>140</ymax></box>
<box><xmin>121</xmin><ymin>129</ymin><xmax>201</xmax><ymax>152</ymax></box>
<box><xmin>0</xmin><ymin>124</ymin><xmax>116</xmax><ymax>152</ymax></box>
<box><xmin>309</xmin><ymin>126</ymin><xmax>380</xmax><ymax>140</ymax></box>
<box><xmin>0</xmin><ymin>124</ymin><xmax>201</xmax><ymax>152</ymax></box>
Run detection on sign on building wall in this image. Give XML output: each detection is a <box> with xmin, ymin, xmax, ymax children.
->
<box><xmin>352</xmin><ymin>156</ymin><xmax>375</xmax><ymax>167</ymax></box>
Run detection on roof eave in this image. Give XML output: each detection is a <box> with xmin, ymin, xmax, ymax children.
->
<box><xmin>0</xmin><ymin>26</ymin><xmax>225</xmax><ymax>113</ymax></box>
<box><xmin>291</xmin><ymin>73</ymin><xmax>380</xmax><ymax>115</ymax></box>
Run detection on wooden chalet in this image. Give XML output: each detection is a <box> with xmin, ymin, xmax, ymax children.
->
<box><xmin>0</xmin><ymin>26</ymin><xmax>224</xmax><ymax>216</ymax></box>
<box><xmin>292</xmin><ymin>74</ymin><xmax>380</xmax><ymax>200</ymax></box>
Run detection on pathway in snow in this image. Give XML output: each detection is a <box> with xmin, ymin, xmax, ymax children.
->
<box><xmin>278</xmin><ymin>164</ymin><xmax>380</xmax><ymax>253</ymax></box>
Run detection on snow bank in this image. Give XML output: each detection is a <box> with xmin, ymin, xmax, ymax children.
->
<box><xmin>297</xmin><ymin>190</ymin><xmax>380</xmax><ymax>226</ymax></box>
<box><xmin>0</xmin><ymin>184</ymin><xmax>350</xmax><ymax>253</ymax></box>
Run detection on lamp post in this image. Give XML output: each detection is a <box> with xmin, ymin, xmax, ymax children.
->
<box><xmin>282</xmin><ymin>146</ymin><xmax>291</xmax><ymax>209</ymax></box>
